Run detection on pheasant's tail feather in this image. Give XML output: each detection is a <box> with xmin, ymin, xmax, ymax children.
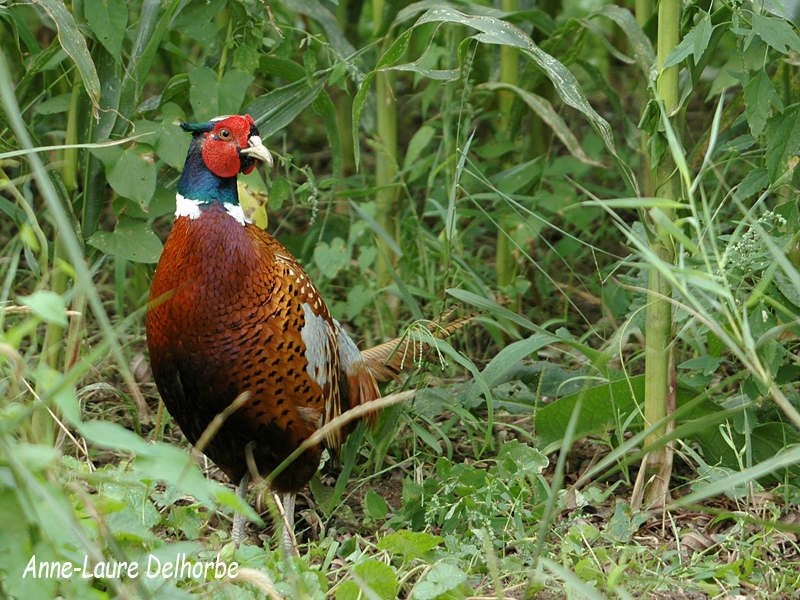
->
<box><xmin>348</xmin><ymin>363</ymin><xmax>381</xmax><ymax>426</ymax></box>
<box><xmin>361</xmin><ymin>313</ymin><xmax>476</xmax><ymax>382</ymax></box>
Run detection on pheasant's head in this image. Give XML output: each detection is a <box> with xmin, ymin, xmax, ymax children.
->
<box><xmin>181</xmin><ymin>114</ymin><xmax>272</xmax><ymax>177</ymax></box>
<box><xmin>176</xmin><ymin>114</ymin><xmax>272</xmax><ymax>219</ymax></box>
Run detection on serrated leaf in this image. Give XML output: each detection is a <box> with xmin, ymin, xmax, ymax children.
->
<box><xmin>84</xmin><ymin>0</ymin><xmax>127</xmax><ymax>61</ymax></box>
<box><xmin>87</xmin><ymin>217</ymin><xmax>163</xmax><ymax>263</ymax></box>
<box><xmin>663</xmin><ymin>12</ymin><xmax>713</xmax><ymax>67</ymax></box>
<box><xmin>744</xmin><ymin>69</ymin><xmax>783</xmax><ymax>137</ymax></box>
<box><xmin>378</xmin><ymin>530</ymin><xmax>443</xmax><ymax>560</ymax></box>
<box><xmin>19</xmin><ymin>290</ymin><xmax>67</xmax><ymax>326</ymax></box>
<box><xmin>32</xmin><ymin>0</ymin><xmax>100</xmax><ymax>116</ymax></box>
<box><xmin>107</xmin><ymin>149</ymin><xmax>156</xmax><ymax>207</ymax></box>
<box><xmin>752</xmin><ymin>13</ymin><xmax>800</xmax><ymax>54</ymax></box>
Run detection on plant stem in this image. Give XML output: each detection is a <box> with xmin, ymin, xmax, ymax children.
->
<box><xmin>373</xmin><ymin>0</ymin><xmax>400</xmax><ymax>300</ymax></box>
<box><xmin>640</xmin><ymin>0</ymin><xmax>680</xmax><ymax>509</ymax></box>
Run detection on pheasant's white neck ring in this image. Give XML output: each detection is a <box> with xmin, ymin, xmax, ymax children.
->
<box><xmin>175</xmin><ymin>193</ymin><xmax>250</xmax><ymax>226</ymax></box>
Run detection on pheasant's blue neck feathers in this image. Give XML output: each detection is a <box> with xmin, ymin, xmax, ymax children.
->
<box><xmin>177</xmin><ymin>138</ymin><xmax>239</xmax><ymax>205</ymax></box>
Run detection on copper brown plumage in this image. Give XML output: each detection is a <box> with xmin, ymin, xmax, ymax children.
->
<box><xmin>146</xmin><ymin>115</ymin><xmax>380</xmax><ymax>549</ymax></box>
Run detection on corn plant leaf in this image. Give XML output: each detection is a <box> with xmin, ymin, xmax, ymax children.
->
<box><xmin>591</xmin><ymin>5</ymin><xmax>654</xmax><ymax>74</ymax></box>
<box><xmin>414</xmin><ymin>7</ymin><xmax>631</xmax><ymax>189</ymax></box>
<box><xmin>84</xmin><ymin>0</ymin><xmax>128</xmax><ymax>61</ymax></box>
<box><xmin>481</xmin><ymin>82</ymin><xmax>603</xmax><ymax>166</ymax></box>
<box><xmin>31</xmin><ymin>0</ymin><xmax>100</xmax><ymax>117</ymax></box>
<box><xmin>246</xmin><ymin>79</ymin><xmax>325</xmax><ymax>139</ymax></box>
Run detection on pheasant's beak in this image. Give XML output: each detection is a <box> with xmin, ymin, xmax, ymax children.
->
<box><xmin>241</xmin><ymin>135</ymin><xmax>273</xmax><ymax>168</ymax></box>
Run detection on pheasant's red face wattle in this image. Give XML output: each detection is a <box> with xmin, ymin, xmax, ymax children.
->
<box><xmin>200</xmin><ymin>114</ymin><xmax>257</xmax><ymax>178</ymax></box>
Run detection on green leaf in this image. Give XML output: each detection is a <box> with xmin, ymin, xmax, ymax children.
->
<box><xmin>246</xmin><ymin>79</ymin><xmax>325</xmax><ymax>139</ymax></box>
<box><xmin>107</xmin><ymin>149</ymin><xmax>156</xmax><ymax>208</ymax></box>
<box><xmin>591</xmin><ymin>5</ymin><xmax>654</xmax><ymax>75</ymax></box>
<box><xmin>663</xmin><ymin>12</ymin><xmax>713</xmax><ymax>68</ymax></box>
<box><xmin>79</xmin><ymin>421</ymin><xmax>152</xmax><ymax>454</ymax></box>
<box><xmin>744</xmin><ymin>69</ymin><xmax>783</xmax><ymax>137</ymax></box>
<box><xmin>19</xmin><ymin>291</ymin><xmax>67</xmax><ymax>326</ymax></box>
<box><xmin>337</xmin><ymin>560</ymin><xmax>397</xmax><ymax>600</ymax></box>
<box><xmin>218</xmin><ymin>70</ymin><xmax>254</xmax><ymax>116</ymax></box>
<box><xmin>413</xmin><ymin>563</ymin><xmax>470</xmax><ymax>600</ymax></box>
<box><xmin>481</xmin><ymin>82</ymin><xmax>602</xmax><ymax>167</ymax></box>
<box><xmin>364</xmin><ymin>488</ymin><xmax>389</xmax><ymax>520</ymax></box>
<box><xmin>765</xmin><ymin>105</ymin><xmax>800</xmax><ymax>182</ymax></box>
<box><xmin>313</xmin><ymin>238</ymin><xmax>350</xmax><ymax>279</ymax></box>
<box><xmin>403</xmin><ymin>125</ymin><xmax>437</xmax><ymax>172</ymax></box>
<box><xmin>752</xmin><ymin>14</ymin><xmax>800</xmax><ymax>55</ymax></box>
<box><xmin>157</xmin><ymin>103</ymin><xmax>189</xmax><ymax>169</ymax></box>
<box><xmin>188</xmin><ymin>66</ymin><xmax>219</xmax><ymax>121</ymax></box>
<box><xmin>34</xmin><ymin>93</ymin><xmax>72</xmax><ymax>115</ymax></box>
<box><xmin>87</xmin><ymin>216</ymin><xmax>163</xmax><ymax>263</ymax></box>
<box><xmin>377</xmin><ymin>530</ymin><xmax>443</xmax><ymax>560</ymax></box>
<box><xmin>535</xmin><ymin>376</ymin><xmax>645</xmax><ymax>449</ymax></box>
<box><xmin>84</xmin><ymin>0</ymin><xmax>128</xmax><ymax>61</ymax></box>
<box><xmin>32</xmin><ymin>0</ymin><xmax>101</xmax><ymax>116</ymax></box>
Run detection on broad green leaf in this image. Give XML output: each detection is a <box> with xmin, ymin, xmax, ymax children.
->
<box><xmin>313</xmin><ymin>238</ymin><xmax>350</xmax><ymax>279</ymax></box>
<box><xmin>157</xmin><ymin>103</ymin><xmax>189</xmax><ymax>169</ymax></box>
<box><xmin>84</xmin><ymin>0</ymin><xmax>128</xmax><ymax>61</ymax></box>
<box><xmin>32</xmin><ymin>0</ymin><xmax>100</xmax><ymax>116</ymax></box>
<box><xmin>663</xmin><ymin>12</ymin><xmax>713</xmax><ymax>68</ymax></box>
<box><xmin>218</xmin><ymin>69</ymin><xmax>254</xmax><ymax>116</ymax></box>
<box><xmin>87</xmin><ymin>217</ymin><xmax>163</xmax><ymax>263</ymax></box>
<box><xmin>19</xmin><ymin>290</ymin><xmax>67</xmax><ymax>326</ymax></box>
<box><xmin>188</xmin><ymin>66</ymin><xmax>219</xmax><ymax>121</ymax></box>
<box><xmin>744</xmin><ymin>69</ymin><xmax>783</xmax><ymax>137</ymax></box>
<box><xmin>535</xmin><ymin>376</ymin><xmax>644</xmax><ymax>449</ymax></box>
<box><xmin>765</xmin><ymin>106</ymin><xmax>800</xmax><ymax>182</ymax></box>
<box><xmin>364</xmin><ymin>488</ymin><xmax>389</xmax><ymax>520</ymax></box>
<box><xmin>481</xmin><ymin>82</ymin><xmax>602</xmax><ymax>167</ymax></box>
<box><xmin>413</xmin><ymin>563</ymin><xmax>470</xmax><ymax>600</ymax></box>
<box><xmin>733</xmin><ymin>168</ymin><xmax>768</xmax><ymax>202</ymax></box>
<box><xmin>468</xmin><ymin>333</ymin><xmax>558</xmax><ymax>404</ymax></box>
<box><xmin>337</xmin><ymin>560</ymin><xmax>397</xmax><ymax>600</ymax></box>
<box><xmin>752</xmin><ymin>13</ymin><xmax>800</xmax><ymax>55</ymax></box>
<box><xmin>377</xmin><ymin>530</ymin><xmax>443</xmax><ymax>560</ymax></box>
<box><xmin>80</xmin><ymin>421</ymin><xmax>152</xmax><ymax>455</ymax></box>
<box><xmin>107</xmin><ymin>149</ymin><xmax>157</xmax><ymax>208</ymax></box>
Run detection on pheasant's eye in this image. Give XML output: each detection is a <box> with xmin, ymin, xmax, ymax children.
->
<box><xmin>218</xmin><ymin>129</ymin><xmax>231</xmax><ymax>139</ymax></box>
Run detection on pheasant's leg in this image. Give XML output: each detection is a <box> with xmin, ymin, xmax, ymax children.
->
<box><xmin>232</xmin><ymin>473</ymin><xmax>250</xmax><ymax>546</ymax></box>
<box><xmin>274</xmin><ymin>491</ymin><xmax>298</xmax><ymax>556</ymax></box>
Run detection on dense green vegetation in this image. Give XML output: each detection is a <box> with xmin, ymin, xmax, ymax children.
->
<box><xmin>2</xmin><ymin>0</ymin><xmax>800</xmax><ymax>597</ymax></box>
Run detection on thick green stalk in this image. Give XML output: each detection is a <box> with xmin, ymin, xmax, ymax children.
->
<box><xmin>640</xmin><ymin>0</ymin><xmax>680</xmax><ymax>509</ymax></box>
<box><xmin>496</xmin><ymin>0</ymin><xmax>519</xmax><ymax>289</ymax></box>
<box><xmin>373</xmin><ymin>0</ymin><xmax>399</xmax><ymax>292</ymax></box>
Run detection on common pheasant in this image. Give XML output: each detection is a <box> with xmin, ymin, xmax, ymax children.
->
<box><xmin>145</xmin><ymin>114</ymin><xmax>381</xmax><ymax>550</ymax></box>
